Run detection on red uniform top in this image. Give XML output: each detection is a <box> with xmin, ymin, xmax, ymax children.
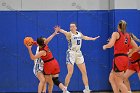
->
<box><xmin>38</xmin><ymin>44</ymin><xmax>60</xmax><ymax>75</ymax></box>
<box><xmin>114</xmin><ymin>31</ymin><xmax>131</xmax><ymax>55</ymax></box>
<box><xmin>39</xmin><ymin>45</ymin><xmax>54</xmax><ymax>62</ymax></box>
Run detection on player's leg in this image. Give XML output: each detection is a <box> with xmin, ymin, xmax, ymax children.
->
<box><xmin>123</xmin><ymin>69</ymin><xmax>135</xmax><ymax>93</ymax></box>
<box><xmin>65</xmin><ymin>64</ymin><xmax>74</xmax><ymax>87</ymax></box>
<box><xmin>37</xmin><ymin>72</ymin><xmax>46</xmax><ymax>93</ymax></box>
<box><xmin>34</xmin><ymin>58</ymin><xmax>46</xmax><ymax>93</ymax></box>
<box><xmin>47</xmin><ymin>59</ymin><xmax>69</xmax><ymax>93</ymax></box>
<box><xmin>77</xmin><ymin>63</ymin><xmax>90</xmax><ymax>93</ymax></box>
<box><xmin>115</xmin><ymin>72</ymin><xmax>128</xmax><ymax>93</ymax></box>
<box><xmin>65</xmin><ymin>51</ymin><xmax>75</xmax><ymax>88</ymax></box>
<box><xmin>109</xmin><ymin>70</ymin><xmax>120</xmax><ymax>93</ymax></box>
<box><xmin>52</xmin><ymin>74</ymin><xmax>70</xmax><ymax>93</ymax></box>
<box><xmin>44</xmin><ymin>75</ymin><xmax>53</xmax><ymax>93</ymax></box>
<box><xmin>42</xmin><ymin>82</ymin><xmax>46</xmax><ymax>93</ymax></box>
<box><xmin>76</xmin><ymin>51</ymin><xmax>90</xmax><ymax>93</ymax></box>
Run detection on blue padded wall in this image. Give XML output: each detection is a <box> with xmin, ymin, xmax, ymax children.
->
<box><xmin>0</xmin><ymin>11</ymin><xmax>18</xmax><ymax>92</ymax></box>
<box><xmin>0</xmin><ymin>10</ymin><xmax>140</xmax><ymax>92</ymax></box>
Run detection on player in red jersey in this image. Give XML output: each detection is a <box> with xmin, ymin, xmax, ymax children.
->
<box><xmin>123</xmin><ymin>35</ymin><xmax>140</xmax><ymax>93</ymax></box>
<box><xmin>103</xmin><ymin>20</ymin><xmax>138</xmax><ymax>93</ymax></box>
<box><xmin>33</xmin><ymin>40</ymin><xmax>53</xmax><ymax>93</ymax></box>
<box><xmin>25</xmin><ymin>30</ymin><xmax>70</xmax><ymax>93</ymax></box>
<box><xmin>123</xmin><ymin>51</ymin><xmax>140</xmax><ymax>93</ymax></box>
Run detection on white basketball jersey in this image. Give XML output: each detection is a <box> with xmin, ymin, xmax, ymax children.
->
<box><xmin>34</xmin><ymin>47</ymin><xmax>43</xmax><ymax>64</ymax></box>
<box><xmin>68</xmin><ymin>31</ymin><xmax>82</xmax><ymax>51</ymax></box>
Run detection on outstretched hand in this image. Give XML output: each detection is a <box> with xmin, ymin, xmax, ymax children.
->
<box><xmin>94</xmin><ymin>36</ymin><xmax>100</xmax><ymax>40</ymax></box>
<box><xmin>54</xmin><ymin>25</ymin><xmax>61</xmax><ymax>35</ymax></box>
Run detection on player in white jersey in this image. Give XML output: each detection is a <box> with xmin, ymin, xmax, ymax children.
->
<box><xmin>33</xmin><ymin>47</ymin><xmax>44</xmax><ymax>76</ymax></box>
<box><xmin>33</xmin><ymin>40</ymin><xmax>53</xmax><ymax>93</ymax></box>
<box><xmin>54</xmin><ymin>23</ymin><xmax>100</xmax><ymax>93</ymax></box>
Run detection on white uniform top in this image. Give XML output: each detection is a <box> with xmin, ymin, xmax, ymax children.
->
<box><xmin>66</xmin><ymin>31</ymin><xmax>84</xmax><ymax>65</ymax></box>
<box><xmin>33</xmin><ymin>46</ymin><xmax>44</xmax><ymax>76</ymax></box>
<box><xmin>68</xmin><ymin>31</ymin><xmax>82</xmax><ymax>51</ymax></box>
<box><xmin>34</xmin><ymin>47</ymin><xmax>43</xmax><ymax>64</ymax></box>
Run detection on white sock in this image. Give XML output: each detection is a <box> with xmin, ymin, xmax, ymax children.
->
<box><xmin>128</xmin><ymin>91</ymin><xmax>132</xmax><ymax>93</ymax></box>
<box><xmin>85</xmin><ymin>86</ymin><xmax>89</xmax><ymax>90</ymax></box>
<box><xmin>62</xmin><ymin>87</ymin><xmax>66</xmax><ymax>92</ymax></box>
<box><xmin>65</xmin><ymin>87</ymin><xmax>67</xmax><ymax>91</ymax></box>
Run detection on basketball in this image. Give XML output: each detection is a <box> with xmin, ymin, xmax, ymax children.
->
<box><xmin>24</xmin><ymin>37</ymin><xmax>34</xmax><ymax>46</ymax></box>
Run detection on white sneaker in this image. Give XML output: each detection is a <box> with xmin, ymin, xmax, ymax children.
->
<box><xmin>63</xmin><ymin>90</ymin><xmax>70</xmax><ymax>93</ymax></box>
<box><xmin>66</xmin><ymin>91</ymin><xmax>70</xmax><ymax>93</ymax></box>
<box><xmin>83</xmin><ymin>89</ymin><xmax>91</xmax><ymax>93</ymax></box>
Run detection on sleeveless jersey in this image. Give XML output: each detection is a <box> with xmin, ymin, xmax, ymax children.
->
<box><xmin>68</xmin><ymin>31</ymin><xmax>82</xmax><ymax>51</ymax></box>
<box><xmin>39</xmin><ymin>45</ymin><xmax>54</xmax><ymax>62</ymax></box>
<box><xmin>114</xmin><ymin>31</ymin><xmax>131</xmax><ymax>55</ymax></box>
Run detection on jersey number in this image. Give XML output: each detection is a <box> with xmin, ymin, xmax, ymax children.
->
<box><xmin>77</xmin><ymin>40</ymin><xmax>80</xmax><ymax>45</ymax></box>
<box><xmin>124</xmin><ymin>38</ymin><xmax>128</xmax><ymax>44</ymax></box>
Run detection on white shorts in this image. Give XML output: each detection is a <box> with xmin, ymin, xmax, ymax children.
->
<box><xmin>33</xmin><ymin>58</ymin><xmax>44</xmax><ymax>76</ymax></box>
<box><xmin>66</xmin><ymin>50</ymin><xmax>84</xmax><ymax>65</ymax></box>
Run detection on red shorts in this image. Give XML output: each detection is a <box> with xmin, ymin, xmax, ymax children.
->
<box><xmin>113</xmin><ymin>56</ymin><xmax>129</xmax><ymax>72</ymax></box>
<box><xmin>128</xmin><ymin>62</ymin><xmax>140</xmax><ymax>73</ymax></box>
<box><xmin>43</xmin><ymin>59</ymin><xmax>60</xmax><ymax>75</ymax></box>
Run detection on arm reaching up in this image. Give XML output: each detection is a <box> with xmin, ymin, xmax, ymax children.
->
<box><xmin>44</xmin><ymin>29</ymin><xmax>59</xmax><ymax>44</ymax></box>
<box><xmin>54</xmin><ymin>26</ymin><xmax>71</xmax><ymax>40</ymax></box>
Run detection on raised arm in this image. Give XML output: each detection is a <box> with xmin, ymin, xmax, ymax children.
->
<box><xmin>81</xmin><ymin>33</ymin><xmax>100</xmax><ymax>40</ymax></box>
<box><xmin>44</xmin><ymin>30</ymin><xmax>59</xmax><ymax>44</ymax></box>
<box><xmin>54</xmin><ymin>26</ymin><xmax>71</xmax><ymax>40</ymax></box>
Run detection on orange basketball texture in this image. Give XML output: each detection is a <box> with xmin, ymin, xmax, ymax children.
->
<box><xmin>24</xmin><ymin>37</ymin><xmax>34</xmax><ymax>46</ymax></box>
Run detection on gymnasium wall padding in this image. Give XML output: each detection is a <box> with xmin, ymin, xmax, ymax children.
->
<box><xmin>0</xmin><ymin>10</ymin><xmax>140</xmax><ymax>92</ymax></box>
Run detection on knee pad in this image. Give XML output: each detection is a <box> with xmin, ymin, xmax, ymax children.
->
<box><xmin>52</xmin><ymin>77</ymin><xmax>61</xmax><ymax>86</ymax></box>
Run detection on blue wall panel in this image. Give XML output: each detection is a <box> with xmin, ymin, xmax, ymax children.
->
<box><xmin>17</xmin><ymin>12</ymin><xmax>38</xmax><ymax>92</ymax></box>
<box><xmin>0</xmin><ymin>9</ymin><xmax>140</xmax><ymax>92</ymax></box>
<box><xmin>37</xmin><ymin>11</ymin><xmax>58</xmax><ymax>58</ymax></box>
<box><xmin>114</xmin><ymin>9</ymin><xmax>139</xmax><ymax>35</ymax></box>
<box><xmin>0</xmin><ymin>12</ymin><xmax>18</xmax><ymax>92</ymax></box>
<box><xmin>78</xmin><ymin>11</ymin><xmax>112</xmax><ymax>91</ymax></box>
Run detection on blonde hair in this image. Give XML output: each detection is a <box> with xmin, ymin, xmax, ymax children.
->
<box><xmin>118</xmin><ymin>20</ymin><xmax>127</xmax><ymax>33</ymax></box>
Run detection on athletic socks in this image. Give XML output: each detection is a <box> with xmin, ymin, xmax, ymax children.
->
<box><xmin>85</xmin><ymin>86</ymin><xmax>90</xmax><ymax>90</ymax></box>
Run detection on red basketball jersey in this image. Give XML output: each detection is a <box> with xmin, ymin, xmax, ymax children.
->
<box><xmin>39</xmin><ymin>45</ymin><xmax>54</xmax><ymax>61</ymax></box>
<box><xmin>114</xmin><ymin>31</ymin><xmax>131</xmax><ymax>55</ymax></box>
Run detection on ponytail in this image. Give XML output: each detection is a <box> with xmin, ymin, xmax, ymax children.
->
<box><xmin>118</xmin><ymin>20</ymin><xmax>127</xmax><ymax>33</ymax></box>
